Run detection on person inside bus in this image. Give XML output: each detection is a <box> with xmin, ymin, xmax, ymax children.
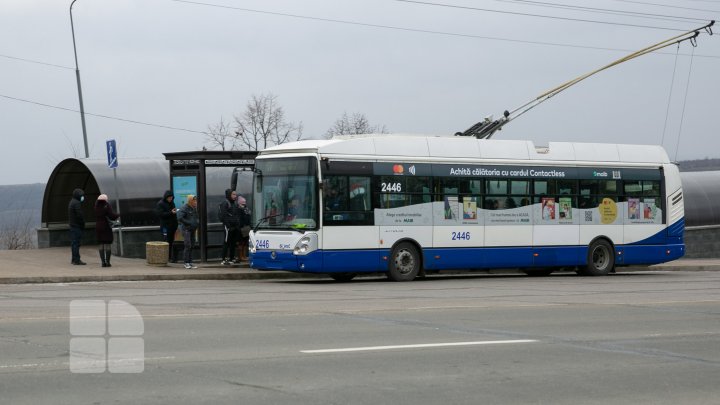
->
<box><xmin>324</xmin><ymin>185</ymin><xmax>344</xmax><ymax>211</ymax></box>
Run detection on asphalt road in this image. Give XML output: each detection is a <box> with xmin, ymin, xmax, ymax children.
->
<box><xmin>1</xmin><ymin>271</ymin><xmax>719</xmax><ymax>405</ymax></box>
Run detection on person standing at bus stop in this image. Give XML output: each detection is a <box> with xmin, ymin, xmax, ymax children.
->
<box><xmin>155</xmin><ymin>190</ymin><xmax>178</xmax><ymax>263</ymax></box>
<box><xmin>94</xmin><ymin>194</ymin><xmax>119</xmax><ymax>267</ymax></box>
<box><xmin>219</xmin><ymin>189</ymin><xmax>240</xmax><ymax>265</ymax></box>
<box><xmin>237</xmin><ymin>195</ymin><xmax>251</xmax><ymax>262</ymax></box>
<box><xmin>177</xmin><ymin>195</ymin><xmax>199</xmax><ymax>269</ymax></box>
<box><xmin>68</xmin><ymin>188</ymin><xmax>86</xmax><ymax>265</ymax></box>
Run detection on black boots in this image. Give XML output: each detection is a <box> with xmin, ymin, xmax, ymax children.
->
<box><xmin>99</xmin><ymin>247</ymin><xmax>112</xmax><ymax>268</ymax></box>
<box><xmin>99</xmin><ymin>249</ymin><xmax>108</xmax><ymax>267</ymax></box>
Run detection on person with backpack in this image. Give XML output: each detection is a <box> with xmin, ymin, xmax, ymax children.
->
<box><xmin>176</xmin><ymin>195</ymin><xmax>199</xmax><ymax>269</ymax></box>
<box><xmin>219</xmin><ymin>189</ymin><xmax>241</xmax><ymax>265</ymax></box>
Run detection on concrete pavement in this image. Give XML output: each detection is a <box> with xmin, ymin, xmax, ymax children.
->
<box><xmin>0</xmin><ymin>246</ymin><xmax>718</xmax><ymax>284</ymax></box>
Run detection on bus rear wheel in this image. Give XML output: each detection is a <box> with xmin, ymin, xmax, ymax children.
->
<box><xmin>387</xmin><ymin>242</ymin><xmax>420</xmax><ymax>282</ymax></box>
<box><xmin>578</xmin><ymin>239</ymin><xmax>614</xmax><ymax>276</ymax></box>
<box><xmin>329</xmin><ymin>273</ymin><xmax>357</xmax><ymax>282</ymax></box>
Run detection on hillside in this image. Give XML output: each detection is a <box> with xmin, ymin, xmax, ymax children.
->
<box><xmin>0</xmin><ymin>183</ymin><xmax>44</xmax><ymax>249</ymax></box>
<box><xmin>677</xmin><ymin>158</ymin><xmax>720</xmax><ymax>172</ymax></box>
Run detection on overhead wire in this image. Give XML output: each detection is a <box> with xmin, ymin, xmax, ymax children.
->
<box><xmin>486</xmin><ymin>0</ymin><xmax>710</xmax><ymax>23</ymax></box>
<box><xmin>603</xmin><ymin>0</ymin><xmax>720</xmax><ymax>14</ymax></box>
<box><xmin>660</xmin><ymin>43</ymin><xmax>681</xmax><ymax>147</ymax></box>
<box><xmin>174</xmin><ymin>0</ymin><xmax>687</xmax><ymax>32</ymax></box>
<box><xmin>0</xmin><ymin>93</ymin><xmax>207</xmax><ymax>135</ymax></box>
<box><xmin>674</xmin><ymin>45</ymin><xmax>697</xmax><ymax>161</ymax></box>
<box><xmin>168</xmin><ymin>0</ymin><xmax>720</xmax><ymax>58</ymax></box>
<box><xmin>0</xmin><ymin>53</ymin><xmax>74</xmax><ymax>70</ymax></box>
<box><xmin>394</xmin><ymin>0</ymin><xmax>694</xmax><ymax>31</ymax></box>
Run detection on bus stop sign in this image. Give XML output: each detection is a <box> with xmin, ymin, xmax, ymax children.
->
<box><xmin>106</xmin><ymin>139</ymin><xmax>118</xmax><ymax>168</ymax></box>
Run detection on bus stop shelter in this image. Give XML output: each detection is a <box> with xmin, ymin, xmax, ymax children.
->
<box><xmin>163</xmin><ymin>151</ymin><xmax>257</xmax><ymax>262</ymax></box>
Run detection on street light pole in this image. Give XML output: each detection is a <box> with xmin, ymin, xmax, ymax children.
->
<box><xmin>70</xmin><ymin>0</ymin><xmax>89</xmax><ymax>159</ymax></box>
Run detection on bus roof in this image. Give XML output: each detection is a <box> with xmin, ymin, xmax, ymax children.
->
<box><xmin>259</xmin><ymin>134</ymin><xmax>671</xmax><ymax>164</ymax></box>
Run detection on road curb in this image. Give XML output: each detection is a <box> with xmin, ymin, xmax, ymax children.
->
<box><xmin>0</xmin><ymin>271</ymin><xmax>325</xmax><ymax>284</ymax></box>
<box><xmin>2</xmin><ymin>262</ymin><xmax>719</xmax><ymax>285</ymax></box>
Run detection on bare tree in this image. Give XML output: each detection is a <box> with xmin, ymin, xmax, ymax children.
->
<box><xmin>324</xmin><ymin>112</ymin><xmax>387</xmax><ymax>139</ymax></box>
<box><xmin>233</xmin><ymin>93</ymin><xmax>303</xmax><ymax>151</ymax></box>
<box><xmin>0</xmin><ymin>214</ymin><xmax>36</xmax><ymax>250</ymax></box>
<box><xmin>204</xmin><ymin>117</ymin><xmax>235</xmax><ymax>151</ymax></box>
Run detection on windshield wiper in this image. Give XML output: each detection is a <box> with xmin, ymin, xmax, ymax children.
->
<box><xmin>253</xmin><ymin>214</ymin><xmax>284</xmax><ymax>233</ymax></box>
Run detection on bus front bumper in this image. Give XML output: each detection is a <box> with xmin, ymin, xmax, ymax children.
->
<box><xmin>250</xmin><ymin>250</ymin><xmax>324</xmax><ymax>273</ymax></box>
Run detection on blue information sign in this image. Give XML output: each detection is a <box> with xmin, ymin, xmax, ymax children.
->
<box><xmin>106</xmin><ymin>139</ymin><xmax>118</xmax><ymax>168</ymax></box>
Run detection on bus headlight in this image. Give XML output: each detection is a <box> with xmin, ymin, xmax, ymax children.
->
<box><xmin>293</xmin><ymin>233</ymin><xmax>318</xmax><ymax>255</ymax></box>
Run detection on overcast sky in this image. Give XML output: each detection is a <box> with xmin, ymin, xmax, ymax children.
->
<box><xmin>1</xmin><ymin>0</ymin><xmax>718</xmax><ymax>185</ymax></box>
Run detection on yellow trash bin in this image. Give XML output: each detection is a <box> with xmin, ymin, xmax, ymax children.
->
<box><xmin>146</xmin><ymin>241</ymin><xmax>169</xmax><ymax>266</ymax></box>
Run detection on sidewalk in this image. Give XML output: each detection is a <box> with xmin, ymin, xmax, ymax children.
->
<box><xmin>0</xmin><ymin>246</ymin><xmax>310</xmax><ymax>284</ymax></box>
<box><xmin>0</xmin><ymin>246</ymin><xmax>718</xmax><ymax>284</ymax></box>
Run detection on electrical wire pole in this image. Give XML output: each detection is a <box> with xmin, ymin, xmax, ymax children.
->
<box><xmin>70</xmin><ymin>0</ymin><xmax>89</xmax><ymax>159</ymax></box>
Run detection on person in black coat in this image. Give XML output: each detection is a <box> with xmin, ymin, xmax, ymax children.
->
<box><xmin>155</xmin><ymin>190</ymin><xmax>178</xmax><ymax>262</ymax></box>
<box><xmin>236</xmin><ymin>195</ymin><xmax>252</xmax><ymax>261</ymax></box>
<box><xmin>68</xmin><ymin>188</ymin><xmax>86</xmax><ymax>265</ymax></box>
<box><xmin>94</xmin><ymin>194</ymin><xmax>120</xmax><ymax>267</ymax></box>
<box><xmin>176</xmin><ymin>195</ymin><xmax>199</xmax><ymax>269</ymax></box>
<box><xmin>219</xmin><ymin>189</ymin><xmax>241</xmax><ymax>265</ymax></box>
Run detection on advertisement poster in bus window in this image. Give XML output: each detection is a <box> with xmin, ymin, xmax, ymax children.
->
<box><xmin>643</xmin><ymin>199</ymin><xmax>656</xmax><ymax>220</ymax></box>
<box><xmin>485</xmin><ymin>203</ymin><xmax>531</xmax><ymax>225</ymax></box>
<box><xmin>628</xmin><ymin>198</ymin><xmax>639</xmax><ymax>219</ymax></box>
<box><xmin>462</xmin><ymin>197</ymin><xmax>477</xmax><ymax>221</ymax></box>
<box><xmin>444</xmin><ymin>196</ymin><xmax>458</xmax><ymax>220</ymax></box>
<box><xmin>559</xmin><ymin>197</ymin><xmax>572</xmax><ymax>221</ymax></box>
<box><xmin>375</xmin><ymin>203</ymin><xmax>433</xmax><ymax>226</ymax></box>
<box><xmin>542</xmin><ymin>198</ymin><xmax>555</xmax><ymax>221</ymax></box>
<box><xmin>599</xmin><ymin>198</ymin><xmax>618</xmax><ymax>224</ymax></box>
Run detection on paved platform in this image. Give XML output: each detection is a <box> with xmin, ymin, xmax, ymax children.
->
<box><xmin>0</xmin><ymin>246</ymin><xmax>718</xmax><ymax>284</ymax></box>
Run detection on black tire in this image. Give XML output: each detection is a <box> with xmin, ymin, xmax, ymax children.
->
<box><xmin>522</xmin><ymin>268</ymin><xmax>555</xmax><ymax>277</ymax></box>
<box><xmin>578</xmin><ymin>239</ymin><xmax>615</xmax><ymax>276</ymax></box>
<box><xmin>329</xmin><ymin>273</ymin><xmax>357</xmax><ymax>282</ymax></box>
<box><xmin>387</xmin><ymin>242</ymin><xmax>421</xmax><ymax>281</ymax></box>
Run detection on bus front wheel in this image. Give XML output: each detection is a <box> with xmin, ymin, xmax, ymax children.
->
<box><xmin>578</xmin><ymin>239</ymin><xmax>614</xmax><ymax>276</ymax></box>
<box><xmin>387</xmin><ymin>242</ymin><xmax>420</xmax><ymax>281</ymax></box>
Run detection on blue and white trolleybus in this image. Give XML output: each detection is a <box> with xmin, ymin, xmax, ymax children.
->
<box><xmin>248</xmin><ymin>135</ymin><xmax>685</xmax><ymax>281</ymax></box>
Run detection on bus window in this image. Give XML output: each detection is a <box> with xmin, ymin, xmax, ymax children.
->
<box><xmin>348</xmin><ymin>177</ymin><xmax>371</xmax><ymax>211</ymax></box>
<box><xmin>534</xmin><ymin>180</ymin><xmax>555</xmax><ymax>196</ymax></box>
<box><xmin>580</xmin><ymin>180</ymin><xmax>599</xmax><ymax>196</ymax></box>
<box><xmin>643</xmin><ymin>181</ymin><xmax>660</xmax><ymax>196</ymax></box>
<box><xmin>558</xmin><ymin>180</ymin><xmax>577</xmax><ymax>195</ymax></box>
<box><xmin>578</xmin><ymin>196</ymin><xmax>597</xmax><ymax>209</ymax></box>
<box><xmin>484</xmin><ymin>198</ymin><xmax>501</xmax><ymax>210</ymax></box>
<box><xmin>623</xmin><ymin>180</ymin><xmax>642</xmax><ymax>196</ymax></box>
<box><xmin>599</xmin><ymin>180</ymin><xmax>618</xmax><ymax>194</ymax></box>
<box><xmin>324</xmin><ymin>176</ymin><xmax>347</xmax><ymax>211</ymax></box>
<box><xmin>486</xmin><ymin>179</ymin><xmax>507</xmax><ymax>194</ymax></box>
<box><xmin>510</xmin><ymin>180</ymin><xmax>530</xmax><ymax>195</ymax></box>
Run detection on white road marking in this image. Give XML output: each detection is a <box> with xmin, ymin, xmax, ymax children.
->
<box><xmin>301</xmin><ymin>339</ymin><xmax>538</xmax><ymax>354</ymax></box>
